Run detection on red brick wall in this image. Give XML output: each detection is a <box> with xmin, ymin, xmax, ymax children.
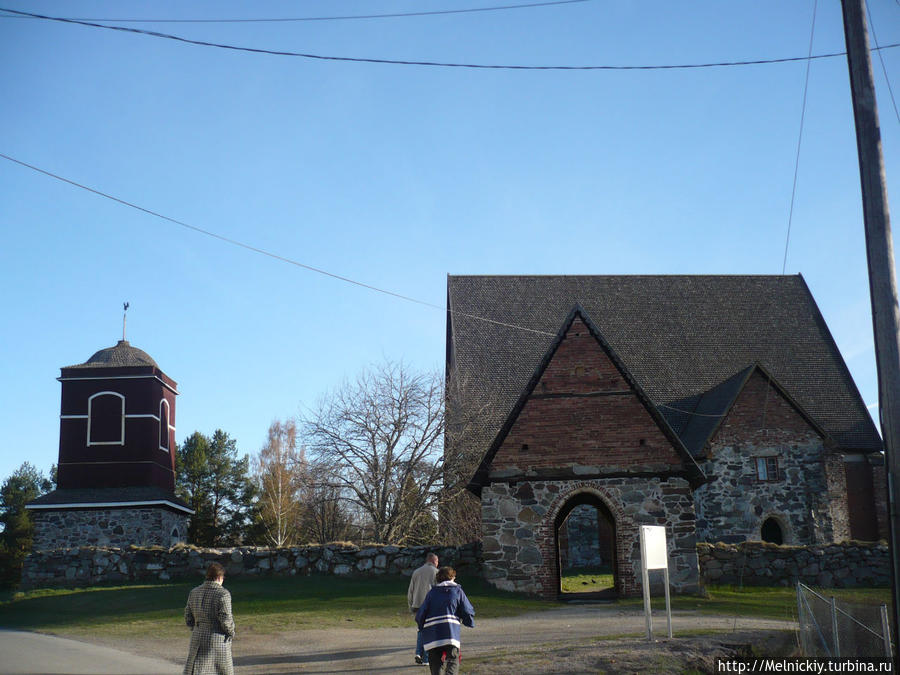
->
<box><xmin>491</xmin><ymin>317</ymin><xmax>683</xmax><ymax>472</ymax></box>
<box><xmin>710</xmin><ymin>370</ymin><xmax>821</xmax><ymax>447</ymax></box>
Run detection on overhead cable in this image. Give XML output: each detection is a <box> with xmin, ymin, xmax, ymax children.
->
<box><xmin>3</xmin><ymin>7</ymin><xmax>899</xmax><ymax>70</ymax></box>
<box><xmin>0</xmin><ymin>0</ymin><xmax>591</xmax><ymax>23</ymax></box>
<box><xmin>782</xmin><ymin>0</ymin><xmax>818</xmax><ymax>275</ymax></box>
<box><xmin>0</xmin><ymin>152</ymin><xmax>557</xmax><ymax>338</ymax></box>
<box><xmin>867</xmin><ymin>0</ymin><xmax>900</xmax><ymax>126</ymax></box>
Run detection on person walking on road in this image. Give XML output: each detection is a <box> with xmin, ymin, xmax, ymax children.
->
<box><xmin>415</xmin><ymin>566</ymin><xmax>475</xmax><ymax>675</ymax></box>
<box><xmin>407</xmin><ymin>552</ymin><xmax>439</xmax><ymax>665</ymax></box>
<box><xmin>184</xmin><ymin>562</ymin><xmax>235</xmax><ymax>675</ymax></box>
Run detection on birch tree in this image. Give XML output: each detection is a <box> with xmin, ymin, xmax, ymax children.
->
<box><xmin>253</xmin><ymin>419</ymin><xmax>304</xmax><ymax>546</ymax></box>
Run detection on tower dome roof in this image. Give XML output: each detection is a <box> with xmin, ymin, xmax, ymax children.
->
<box><xmin>71</xmin><ymin>340</ymin><xmax>158</xmax><ymax>368</ymax></box>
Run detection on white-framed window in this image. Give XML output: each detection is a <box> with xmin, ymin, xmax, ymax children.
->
<box><xmin>159</xmin><ymin>399</ymin><xmax>171</xmax><ymax>452</ymax></box>
<box><xmin>87</xmin><ymin>391</ymin><xmax>125</xmax><ymax>446</ymax></box>
<box><xmin>755</xmin><ymin>456</ymin><xmax>779</xmax><ymax>482</ymax></box>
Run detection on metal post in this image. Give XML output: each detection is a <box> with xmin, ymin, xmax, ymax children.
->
<box><xmin>831</xmin><ymin>596</ymin><xmax>840</xmax><ymax>657</ymax></box>
<box><xmin>664</xmin><ymin>567</ymin><xmax>673</xmax><ymax>639</ymax></box>
<box><xmin>642</xmin><ymin>564</ymin><xmax>653</xmax><ymax>641</ymax></box>
<box><xmin>881</xmin><ymin>603</ymin><xmax>892</xmax><ymax>658</ymax></box>
<box><xmin>840</xmin><ymin>1</ymin><xmax>900</xmax><ymax>656</ymax></box>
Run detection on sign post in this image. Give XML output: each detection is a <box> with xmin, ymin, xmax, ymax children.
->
<box><xmin>639</xmin><ymin>525</ymin><xmax>672</xmax><ymax>641</ymax></box>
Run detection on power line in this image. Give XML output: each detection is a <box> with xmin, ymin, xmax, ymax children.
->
<box><xmin>781</xmin><ymin>0</ymin><xmax>818</xmax><ymax>275</ymax></box>
<box><xmin>867</xmin><ymin>0</ymin><xmax>900</xmax><ymax>127</ymax></box>
<box><xmin>0</xmin><ymin>0</ymin><xmax>591</xmax><ymax>23</ymax></box>
<box><xmin>0</xmin><ymin>152</ymin><xmax>557</xmax><ymax>338</ymax></box>
<box><xmin>3</xmin><ymin>6</ymin><xmax>899</xmax><ymax>71</ymax></box>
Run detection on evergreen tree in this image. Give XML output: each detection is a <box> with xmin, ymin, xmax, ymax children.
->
<box><xmin>176</xmin><ymin>430</ymin><xmax>257</xmax><ymax>546</ymax></box>
<box><xmin>0</xmin><ymin>463</ymin><xmax>52</xmax><ymax>587</ymax></box>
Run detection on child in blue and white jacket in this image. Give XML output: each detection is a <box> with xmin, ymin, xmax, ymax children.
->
<box><xmin>414</xmin><ymin>566</ymin><xmax>475</xmax><ymax>675</ymax></box>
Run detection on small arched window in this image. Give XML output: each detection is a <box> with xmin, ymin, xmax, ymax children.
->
<box><xmin>88</xmin><ymin>392</ymin><xmax>125</xmax><ymax>445</ymax></box>
<box><xmin>159</xmin><ymin>399</ymin><xmax>170</xmax><ymax>452</ymax></box>
<box><xmin>761</xmin><ymin>517</ymin><xmax>784</xmax><ymax>545</ymax></box>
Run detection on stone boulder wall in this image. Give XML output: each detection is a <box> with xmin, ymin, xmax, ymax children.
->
<box><xmin>21</xmin><ymin>542</ymin><xmax>481</xmax><ymax>590</ymax></box>
<box><xmin>698</xmin><ymin>541</ymin><xmax>889</xmax><ymax>588</ymax></box>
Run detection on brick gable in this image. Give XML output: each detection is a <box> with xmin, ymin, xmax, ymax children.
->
<box><xmin>709</xmin><ymin>369</ymin><xmax>824</xmax><ymax>449</ymax></box>
<box><xmin>489</xmin><ymin>316</ymin><xmax>686</xmax><ymax>476</ymax></box>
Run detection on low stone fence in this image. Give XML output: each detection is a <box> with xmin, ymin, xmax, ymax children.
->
<box><xmin>21</xmin><ymin>542</ymin><xmax>482</xmax><ymax>589</ymax></box>
<box><xmin>698</xmin><ymin>541</ymin><xmax>889</xmax><ymax>588</ymax></box>
<box><xmin>21</xmin><ymin>540</ymin><xmax>889</xmax><ymax>590</ymax></box>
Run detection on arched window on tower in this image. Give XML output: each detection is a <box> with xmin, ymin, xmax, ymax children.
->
<box><xmin>159</xmin><ymin>399</ymin><xmax>170</xmax><ymax>452</ymax></box>
<box><xmin>88</xmin><ymin>392</ymin><xmax>125</xmax><ymax>445</ymax></box>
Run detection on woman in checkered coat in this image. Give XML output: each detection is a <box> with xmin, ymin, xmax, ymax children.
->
<box><xmin>184</xmin><ymin>562</ymin><xmax>235</xmax><ymax>675</ymax></box>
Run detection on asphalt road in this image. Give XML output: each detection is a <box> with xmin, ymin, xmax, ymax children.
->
<box><xmin>0</xmin><ymin>630</ymin><xmax>182</xmax><ymax>675</ymax></box>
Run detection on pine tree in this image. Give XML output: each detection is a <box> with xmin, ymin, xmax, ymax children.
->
<box><xmin>176</xmin><ymin>430</ymin><xmax>257</xmax><ymax>546</ymax></box>
<box><xmin>0</xmin><ymin>463</ymin><xmax>52</xmax><ymax>587</ymax></box>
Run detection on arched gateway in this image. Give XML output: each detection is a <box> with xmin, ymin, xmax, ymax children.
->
<box><xmin>555</xmin><ymin>491</ymin><xmax>617</xmax><ymax>597</ymax></box>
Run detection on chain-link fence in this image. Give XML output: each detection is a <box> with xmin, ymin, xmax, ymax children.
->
<box><xmin>796</xmin><ymin>582</ymin><xmax>892</xmax><ymax>658</ymax></box>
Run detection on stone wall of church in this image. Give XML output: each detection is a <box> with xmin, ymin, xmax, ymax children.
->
<box><xmin>481</xmin><ymin>477</ymin><xmax>699</xmax><ymax>598</ymax></box>
<box><xmin>31</xmin><ymin>507</ymin><xmax>189</xmax><ymax>551</ymax></box>
<box><xmin>558</xmin><ymin>504</ymin><xmax>605</xmax><ymax>569</ymax></box>
<box><xmin>693</xmin><ymin>440</ymin><xmax>832</xmax><ymax>545</ymax></box>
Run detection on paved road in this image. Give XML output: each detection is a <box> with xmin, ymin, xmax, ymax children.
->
<box><xmin>0</xmin><ymin>630</ymin><xmax>181</xmax><ymax>675</ymax></box>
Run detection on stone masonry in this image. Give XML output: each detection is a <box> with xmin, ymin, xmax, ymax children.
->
<box><xmin>558</xmin><ymin>503</ymin><xmax>605</xmax><ymax>569</ymax></box>
<box><xmin>698</xmin><ymin>541</ymin><xmax>889</xmax><ymax>587</ymax></box>
<box><xmin>482</xmin><ymin>478</ymin><xmax>699</xmax><ymax>598</ymax></box>
<box><xmin>31</xmin><ymin>507</ymin><xmax>189</xmax><ymax>550</ymax></box>
<box><xmin>693</xmin><ymin>370</ymin><xmax>845</xmax><ymax>546</ymax></box>
<box><xmin>21</xmin><ymin>542</ymin><xmax>481</xmax><ymax>589</ymax></box>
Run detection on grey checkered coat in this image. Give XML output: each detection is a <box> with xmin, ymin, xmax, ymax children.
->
<box><xmin>183</xmin><ymin>581</ymin><xmax>235</xmax><ymax>675</ymax></box>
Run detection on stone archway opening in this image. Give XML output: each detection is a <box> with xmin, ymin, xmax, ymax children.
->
<box><xmin>761</xmin><ymin>516</ymin><xmax>785</xmax><ymax>545</ymax></box>
<box><xmin>555</xmin><ymin>492</ymin><xmax>617</xmax><ymax>598</ymax></box>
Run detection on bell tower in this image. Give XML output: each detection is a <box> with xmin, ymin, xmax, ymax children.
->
<box><xmin>27</xmin><ymin>335</ymin><xmax>193</xmax><ymax>550</ymax></box>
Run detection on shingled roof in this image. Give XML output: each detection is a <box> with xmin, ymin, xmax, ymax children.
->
<box><xmin>446</xmin><ymin>275</ymin><xmax>882</xmax><ymax>461</ymax></box>
<box><xmin>27</xmin><ymin>486</ymin><xmax>193</xmax><ymax>514</ymax></box>
<box><xmin>65</xmin><ymin>340</ymin><xmax>158</xmax><ymax>369</ymax></box>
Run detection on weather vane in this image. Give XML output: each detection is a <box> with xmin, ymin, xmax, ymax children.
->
<box><xmin>123</xmin><ymin>302</ymin><xmax>130</xmax><ymax>341</ymax></box>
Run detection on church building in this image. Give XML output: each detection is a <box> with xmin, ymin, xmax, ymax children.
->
<box><xmin>27</xmin><ymin>339</ymin><xmax>193</xmax><ymax>549</ymax></box>
<box><xmin>446</xmin><ymin>275</ymin><xmax>886</xmax><ymax>598</ymax></box>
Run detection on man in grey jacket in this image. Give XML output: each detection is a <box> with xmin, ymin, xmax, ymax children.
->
<box><xmin>407</xmin><ymin>552</ymin><xmax>438</xmax><ymax>665</ymax></box>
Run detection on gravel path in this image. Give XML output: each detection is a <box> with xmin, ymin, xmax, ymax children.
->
<box><xmin>85</xmin><ymin>606</ymin><xmax>797</xmax><ymax>674</ymax></box>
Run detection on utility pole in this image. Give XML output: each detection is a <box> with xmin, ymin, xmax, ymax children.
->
<box><xmin>840</xmin><ymin>0</ymin><xmax>900</xmax><ymax>655</ymax></box>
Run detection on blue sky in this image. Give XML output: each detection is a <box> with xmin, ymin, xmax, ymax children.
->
<box><xmin>2</xmin><ymin>0</ymin><xmax>899</xmax><ymax>484</ymax></box>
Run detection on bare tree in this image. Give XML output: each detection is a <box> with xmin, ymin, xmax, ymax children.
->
<box><xmin>439</xmin><ymin>373</ymin><xmax>502</xmax><ymax>545</ymax></box>
<box><xmin>303</xmin><ymin>360</ymin><xmax>444</xmax><ymax>544</ymax></box>
<box><xmin>297</xmin><ymin>459</ymin><xmax>353</xmax><ymax>544</ymax></box>
<box><xmin>253</xmin><ymin>419</ymin><xmax>304</xmax><ymax>547</ymax></box>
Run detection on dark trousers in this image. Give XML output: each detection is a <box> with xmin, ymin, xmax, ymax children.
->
<box><xmin>427</xmin><ymin>645</ymin><xmax>459</xmax><ymax>675</ymax></box>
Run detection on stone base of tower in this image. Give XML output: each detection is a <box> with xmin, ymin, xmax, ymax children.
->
<box><xmin>32</xmin><ymin>506</ymin><xmax>190</xmax><ymax>551</ymax></box>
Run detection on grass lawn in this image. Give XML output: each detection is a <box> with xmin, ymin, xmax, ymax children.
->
<box><xmin>560</xmin><ymin>566</ymin><xmax>614</xmax><ymax>593</ymax></box>
<box><xmin>619</xmin><ymin>585</ymin><xmax>892</xmax><ymax>622</ymax></box>
<box><xmin>0</xmin><ymin>574</ymin><xmax>557</xmax><ymax>639</ymax></box>
<box><xmin>0</xmin><ymin>577</ymin><xmax>889</xmax><ymax>640</ymax></box>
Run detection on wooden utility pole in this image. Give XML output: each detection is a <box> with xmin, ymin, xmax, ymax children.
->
<box><xmin>840</xmin><ymin>0</ymin><xmax>900</xmax><ymax>654</ymax></box>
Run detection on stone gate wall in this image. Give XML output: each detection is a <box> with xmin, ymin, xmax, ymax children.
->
<box><xmin>21</xmin><ymin>542</ymin><xmax>481</xmax><ymax>589</ymax></box>
<box><xmin>698</xmin><ymin>541</ymin><xmax>889</xmax><ymax>587</ymax></box>
<box><xmin>20</xmin><ymin>540</ymin><xmax>888</xmax><ymax>591</ymax></box>
<box><xmin>482</xmin><ymin>476</ymin><xmax>700</xmax><ymax>598</ymax></box>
